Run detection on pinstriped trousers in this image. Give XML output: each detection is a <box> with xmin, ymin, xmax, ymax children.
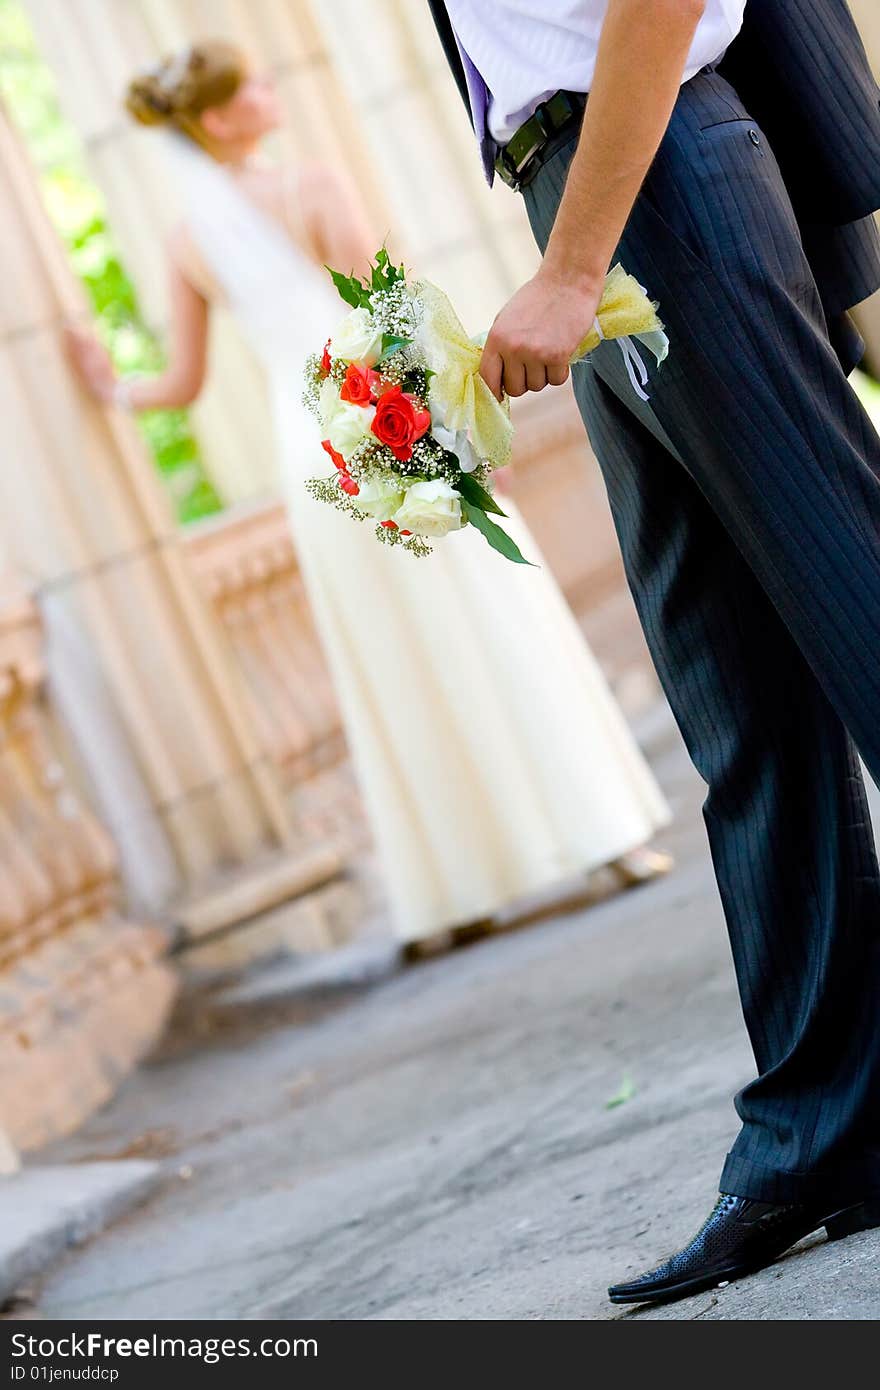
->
<box><xmin>523</xmin><ymin>69</ymin><xmax>880</xmax><ymax>1205</ymax></box>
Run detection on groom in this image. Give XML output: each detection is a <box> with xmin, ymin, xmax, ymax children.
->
<box><xmin>429</xmin><ymin>0</ymin><xmax>880</xmax><ymax>1304</ymax></box>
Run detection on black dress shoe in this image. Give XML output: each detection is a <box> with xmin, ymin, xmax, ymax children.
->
<box><xmin>609</xmin><ymin>1192</ymin><xmax>880</xmax><ymax>1306</ymax></box>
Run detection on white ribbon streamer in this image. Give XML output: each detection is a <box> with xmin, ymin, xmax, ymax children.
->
<box><xmin>592</xmin><ymin>315</ymin><xmax>652</xmax><ymax>403</ymax></box>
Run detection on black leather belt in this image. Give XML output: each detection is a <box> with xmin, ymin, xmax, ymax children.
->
<box><xmin>494</xmin><ymin>89</ymin><xmax>587</xmax><ymax>192</ymax></box>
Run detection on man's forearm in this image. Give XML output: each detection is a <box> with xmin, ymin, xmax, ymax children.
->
<box><xmin>542</xmin><ymin>0</ymin><xmax>707</xmax><ymax>289</ymax></box>
<box><xmin>478</xmin><ymin>0</ymin><xmax>708</xmax><ymax>397</ymax></box>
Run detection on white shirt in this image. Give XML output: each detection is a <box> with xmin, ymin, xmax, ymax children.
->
<box><xmin>444</xmin><ymin>0</ymin><xmax>748</xmax><ymax>143</ymax></box>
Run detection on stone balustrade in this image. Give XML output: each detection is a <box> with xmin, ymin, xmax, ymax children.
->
<box><xmin>184</xmin><ymin>501</ymin><xmax>344</xmax><ymax>786</ymax></box>
<box><xmin>182</xmin><ymin>500</ymin><xmax>367</xmax><ymax>862</ymax></box>
<box><xmin>0</xmin><ymin>576</ymin><xmax>176</xmax><ymax>1152</ymax></box>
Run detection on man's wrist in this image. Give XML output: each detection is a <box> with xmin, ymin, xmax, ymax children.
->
<box><xmin>538</xmin><ymin>251</ymin><xmax>606</xmax><ymax>296</ymax></box>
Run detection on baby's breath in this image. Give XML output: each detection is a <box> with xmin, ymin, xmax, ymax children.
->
<box><xmin>305</xmin><ymin>477</ymin><xmax>368</xmax><ymax>521</ymax></box>
<box><xmin>369</xmin><ymin>282</ymin><xmax>422</xmax><ymax>340</ymax></box>
<box><xmin>376</xmin><ymin>523</ymin><xmax>432</xmax><ymax>557</ymax></box>
<box><xmin>472</xmin><ymin>463</ymin><xmax>493</xmax><ymax>491</ymax></box>
<box><xmin>375</xmin><ymin>343</ymin><xmax>424</xmax><ymax>386</ymax></box>
<box><xmin>302</xmin><ymin>353</ymin><xmax>324</xmax><ymax>417</ymax></box>
<box><xmin>346</xmin><ymin>437</ymin><xmax>396</xmax><ymax>481</ymax></box>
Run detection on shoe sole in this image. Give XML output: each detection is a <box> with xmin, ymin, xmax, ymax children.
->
<box><xmin>608</xmin><ymin>1198</ymin><xmax>880</xmax><ymax>1306</ymax></box>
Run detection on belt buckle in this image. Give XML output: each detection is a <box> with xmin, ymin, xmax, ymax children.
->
<box><xmin>496</xmin><ymin>144</ymin><xmax>524</xmax><ymax>191</ymax></box>
<box><xmin>497</xmin><ymin>137</ymin><xmax>543</xmax><ymax>191</ymax></box>
<box><xmin>496</xmin><ymin>91</ymin><xmax>582</xmax><ymax>191</ymax></box>
<box><xmin>532</xmin><ymin>100</ymin><xmax>553</xmax><ymax>140</ymax></box>
<box><xmin>496</xmin><ymin>96</ymin><xmax>566</xmax><ymax>191</ymax></box>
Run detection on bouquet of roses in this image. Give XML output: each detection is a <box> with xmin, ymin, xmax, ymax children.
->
<box><xmin>304</xmin><ymin>249</ymin><xmax>666</xmax><ymax>563</ymax></box>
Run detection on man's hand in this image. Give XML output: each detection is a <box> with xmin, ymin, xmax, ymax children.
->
<box><xmin>479</xmin><ymin>267</ymin><xmax>603</xmax><ymax>401</ymax></box>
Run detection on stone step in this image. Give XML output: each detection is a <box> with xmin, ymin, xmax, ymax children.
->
<box><xmin>0</xmin><ymin>1160</ymin><xmax>161</xmax><ymax>1305</ymax></box>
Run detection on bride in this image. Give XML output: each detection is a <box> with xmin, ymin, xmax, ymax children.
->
<box><xmin>66</xmin><ymin>40</ymin><xmax>671</xmax><ymax>950</ymax></box>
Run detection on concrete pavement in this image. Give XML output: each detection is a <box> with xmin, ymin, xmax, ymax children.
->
<box><xmin>17</xmin><ymin>711</ymin><xmax>880</xmax><ymax>1320</ymax></box>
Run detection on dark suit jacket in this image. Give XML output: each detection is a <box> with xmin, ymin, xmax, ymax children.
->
<box><xmin>428</xmin><ymin>0</ymin><xmax>880</xmax><ymax>319</ymax></box>
<box><xmin>717</xmin><ymin>0</ymin><xmax>880</xmax><ymax>226</ymax></box>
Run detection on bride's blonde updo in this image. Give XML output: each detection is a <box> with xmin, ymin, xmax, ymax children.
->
<box><xmin>125</xmin><ymin>40</ymin><xmax>246</xmax><ymax>150</ymax></box>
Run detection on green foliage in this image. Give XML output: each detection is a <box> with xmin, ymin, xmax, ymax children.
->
<box><xmin>0</xmin><ymin>0</ymin><xmax>222</xmax><ymax>524</ymax></box>
<box><xmin>456</xmin><ymin>472</ymin><xmax>507</xmax><ymax>517</ymax></box>
<box><xmin>377</xmin><ymin>333</ymin><xmax>411</xmax><ymax>363</ymax></box>
<box><xmin>326</xmin><ymin>265</ymin><xmax>368</xmax><ymax>310</ymax></box>
<box><xmin>460</xmin><ymin>499</ymin><xmax>533</xmax><ymax>565</ymax></box>
<box><xmin>326</xmin><ymin>245</ymin><xmax>407</xmax><ymax>311</ymax></box>
<box><xmin>457</xmin><ymin>473</ymin><xmax>531</xmax><ymax>563</ymax></box>
<box><xmin>370</xmin><ymin>245</ymin><xmax>406</xmax><ymax>294</ymax></box>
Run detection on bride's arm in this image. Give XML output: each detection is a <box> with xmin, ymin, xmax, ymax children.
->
<box><xmin>65</xmin><ymin>234</ymin><xmax>210</xmax><ymax>412</ymax></box>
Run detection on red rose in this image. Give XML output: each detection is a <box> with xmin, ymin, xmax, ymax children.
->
<box><xmin>380</xmin><ymin>520</ymin><xmax>412</xmax><ymax>536</ymax></box>
<box><xmin>340</xmin><ymin>363</ymin><xmax>380</xmax><ymax>406</ymax></box>
<box><xmin>371</xmin><ymin>385</ymin><xmax>431</xmax><ymax>462</ymax></box>
<box><xmin>321</xmin><ymin>438</ymin><xmax>347</xmax><ymax>471</ymax></box>
<box><xmin>320</xmin><ymin>339</ymin><xmax>332</xmax><ymax>377</ymax></box>
<box><xmin>338</xmin><ymin>472</ymin><xmax>360</xmax><ymax>496</ymax></box>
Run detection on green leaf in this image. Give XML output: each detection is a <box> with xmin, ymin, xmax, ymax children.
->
<box><xmin>457</xmin><ymin>471</ymin><xmax>507</xmax><ymax>517</ymax></box>
<box><xmin>461</xmin><ymin>500</ymin><xmax>534</xmax><ymax>565</ymax></box>
<box><xmin>369</xmin><ymin>246</ymin><xmax>405</xmax><ymax>294</ymax></box>
<box><xmin>326</xmin><ymin>265</ymin><xmax>368</xmax><ymax>309</ymax></box>
<box><xmin>371</xmin><ymin>247</ymin><xmax>392</xmax><ymax>291</ymax></box>
<box><xmin>605</xmin><ymin>1074</ymin><xmax>637</xmax><ymax>1110</ymax></box>
<box><xmin>378</xmin><ymin>333</ymin><xmax>411</xmax><ymax>363</ymax></box>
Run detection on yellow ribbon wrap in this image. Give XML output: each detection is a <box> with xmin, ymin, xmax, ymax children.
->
<box><xmin>572</xmin><ymin>262</ymin><xmax>664</xmax><ymax>360</ymax></box>
<box><xmin>418</xmin><ymin>264</ymin><xmax>663</xmax><ymax>470</ymax></box>
<box><xmin>417</xmin><ymin>279</ymin><xmax>514</xmax><ymax>470</ymax></box>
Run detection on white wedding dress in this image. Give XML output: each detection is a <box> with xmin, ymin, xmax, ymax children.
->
<box><xmin>168</xmin><ymin>139</ymin><xmax>670</xmax><ymax>942</ymax></box>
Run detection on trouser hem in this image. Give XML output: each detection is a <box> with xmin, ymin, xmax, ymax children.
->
<box><xmin>720</xmin><ymin>1150</ymin><xmax>880</xmax><ymax>1206</ymax></box>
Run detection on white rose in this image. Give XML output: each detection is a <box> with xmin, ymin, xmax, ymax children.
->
<box><xmin>395</xmin><ymin>479</ymin><xmax>463</xmax><ymax>539</ymax></box>
<box><xmin>327</xmin><ymin>400</ymin><xmax>376</xmax><ymax>462</ymax></box>
<box><xmin>318</xmin><ymin>375</ymin><xmax>341</xmax><ymax>430</ymax></box>
<box><xmin>431</xmin><ymin>423</ymin><xmax>481</xmax><ymax>474</ymax></box>
<box><xmin>355</xmin><ymin>477</ymin><xmax>405</xmax><ymax>521</ymax></box>
<box><xmin>332</xmin><ymin>307</ymin><xmax>384</xmax><ymax>366</ymax></box>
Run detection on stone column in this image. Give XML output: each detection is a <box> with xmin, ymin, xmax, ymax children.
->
<box><xmin>0</xmin><ymin>101</ymin><xmax>337</xmax><ymax>940</ymax></box>
<box><xmin>22</xmin><ymin>0</ymin><xmax>390</xmax><ymax>505</ymax></box>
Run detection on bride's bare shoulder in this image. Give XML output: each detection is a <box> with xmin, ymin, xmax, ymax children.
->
<box><xmin>166</xmin><ymin>221</ymin><xmax>192</xmax><ymax>258</ymax></box>
<box><xmin>166</xmin><ymin>221</ymin><xmax>220</xmax><ymax>301</ymax></box>
<box><xmin>294</xmin><ymin>160</ymin><xmax>359</xmax><ymax>213</ymax></box>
